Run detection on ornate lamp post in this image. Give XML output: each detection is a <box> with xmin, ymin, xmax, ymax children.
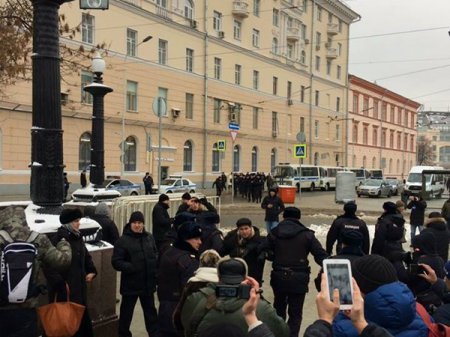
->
<box><xmin>84</xmin><ymin>52</ymin><xmax>113</xmax><ymax>185</ymax></box>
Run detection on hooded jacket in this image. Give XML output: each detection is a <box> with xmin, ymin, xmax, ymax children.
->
<box><xmin>180</xmin><ymin>283</ymin><xmax>289</xmax><ymax>337</ymax></box>
<box><xmin>111</xmin><ymin>223</ymin><xmax>158</xmax><ymax>295</ymax></box>
<box><xmin>91</xmin><ymin>203</ymin><xmax>119</xmax><ymax>245</ymax></box>
<box><xmin>0</xmin><ymin>207</ymin><xmax>72</xmax><ymax>309</ymax></box>
<box><xmin>261</xmin><ymin>190</ymin><xmax>285</xmax><ymax>222</ymax></box>
<box><xmin>371</xmin><ymin>213</ymin><xmax>405</xmax><ymax>258</ymax></box>
<box><xmin>333</xmin><ymin>282</ymin><xmax>428</xmax><ymax>337</ymax></box>
<box><xmin>422</xmin><ymin>216</ymin><xmax>450</xmax><ymax>261</ymax></box>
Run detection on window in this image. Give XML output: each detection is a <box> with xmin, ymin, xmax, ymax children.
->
<box><xmin>404</xmin><ymin>110</ymin><xmax>409</xmax><ymax>125</ymax></box>
<box><xmin>326</xmin><ymin>60</ymin><xmax>331</xmax><ymax>75</ymax></box>
<box><xmin>253</xmin><ymin>70</ymin><xmax>259</xmax><ymax>90</ymax></box>
<box><xmin>272</xmin><ymin>38</ymin><xmax>278</xmax><ymax>54</ymax></box>
<box><xmin>252</xmin><ymin>107</ymin><xmax>259</xmax><ymax>129</ymax></box>
<box><xmin>381</xmin><ymin>129</ymin><xmax>386</xmax><ymax>147</ymax></box>
<box><xmin>271</xmin><ymin>148</ymin><xmax>277</xmax><ymax>170</ymax></box>
<box><xmin>234</xmin><ymin>103</ymin><xmax>242</xmax><ymax>124</ymax></box>
<box><xmin>353</xmin><ymin>124</ymin><xmax>358</xmax><ymax>143</ymax></box>
<box><xmin>337</xmin><ymin>43</ymin><xmax>342</xmax><ymax>56</ymax></box>
<box><xmin>158</xmin><ymin>39</ymin><xmax>168</xmax><ymax>65</ymax></box>
<box><xmin>397</xmin><ymin>133</ymin><xmax>401</xmax><ymax>149</ymax></box>
<box><xmin>300</xmin><ymin>50</ymin><xmax>306</xmax><ymax>64</ymax></box>
<box><xmin>233</xmin><ymin>145</ymin><xmax>240</xmax><ymax>172</ymax></box>
<box><xmin>234</xmin><ymin>20</ymin><xmax>241</xmax><ymax>40</ymax></box>
<box><xmin>336</xmin><ymin>65</ymin><xmax>341</xmax><ymax>79</ymax></box>
<box><xmin>253</xmin><ymin>0</ymin><xmax>260</xmax><ymax>16</ymax></box>
<box><xmin>213</xmin><ymin>11</ymin><xmax>222</xmax><ymax>31</ymax></box>
<box><xmin>186</xmin><ymin>48</ymin><xmax>194</xmax><ymax>72</ymax></box>
<box><xmin>214</xmin><ymin>58</ymin><xmax>222</xmax><ymax>79</ymax></box>
<box><xmin>287</xmin><ymin>17</ymin><xmax>293</xmax><ymax>28</ymax></box>
<box><xmin>328</xmin><ymin>12</ymin><xmax>333</xmax><ymax>24</ymax></box>
<box><xmin>397</xmin><ymin>108</ymin><xmax>402</xmax><ymax>124</ymax></box>
<box><xmin>314</xmin><ymin>120</ymin><xmax>319</xmax><ymax>138</ymax></box>
<box><xmin>212</xmin><ymin>143</ymin><xmax>220</xmax><ymax>172</ymax></box>
<box><xmin>372</xmin><ymin>157</ymin><xmax>377</xmax><ymax>169</ymax></box>
<box><xmin>81</xmin><ymin>71</ymin><xmax>93</xmax><ymax>104</ymax></box>
<box><xmin>213</xmin><ymin>98</ymin><xmax>221</xmax><ymax>123</ymax></box>
<box><xmin>157</xmin><ymin>0</ymin><xmax>167</xmax><ymax>7</ymax></box>
<box><xmin>411</xmin><ymin>115</ymin><xmax>415</xmax><ymax>129</ymax></box>
<box><xmin>390</xmin><ymin>106</ymin><xmax>395</xmax><ymax>123</ymax></box>
<box><xmin>126</xmin><ymin>81</ymin><xmax>138</xmax><ymax>111</ymax></box>
<box><xmin>404</xmin><ymin>134</ymin><xmax>408</xmax><ymax>151</ymax></box>
<box><xmin>235</xmin><ymin>64</ymin><xmax>242</xmax><ymax>85</ymax></box>
<box><xmin>183</xmin><ymin>140</ymin><xmax>193</xmax><ymax>171</ymax></box>
<box><xmin>363</xmin><ymin>97</ymin><xmax>369</xmax><ymax>116</ymax></box>
<box><xmin>373</xmin><ymin>128</ymin><xmax>378</xmax><ymax>146</ymax></box>
<box><xmin>184</xmin><ymin>0</ymin><xmax>194</xmax><ymax>19</ymax></box>
<box><xmin>251</xmin><ymin>146</ymin><xmax>258</xmax><ymax>171</ymax></box>
<box><xmin>373</xmin><ymin>100</ymin><xmax>379</xmax><ymax>119</ymax></box>
<box><xmin>314</xmin><ymin>152</ymin><xmax>319</xmax><ymax>165</ymax></box>
<box><xmin>127</xmin><ymin>29</ymin><xmax>137</xmax><ymax>56</ymax></box>
<box><xmin>81</xmin><ymin>13</ymin><xmax>94</xmax><ymax>44</ymax></box>
<box><xmin>252</xmin><ymin>29</ymin><xmax>260</xmax><ymax>48</ymax></box>
<box><xmin>301</xmin><ymin>24</ymin><xmax>307</xmax><ymax>40</ymax></box>
<box><xmin>273</xmin><ymin>77</ymin><xmax>278</xmax><ymax>95</ymax></box>
<box><xmin>338</xmin><ymin>19</ymin><xmax>343</xmax><ymax>32</ymax></box>
<box><xmin>335</xmin><ymin>124</ymin><xmax>340</xmax><ymax>141</ymax></box>
<box><xmin>317</xmin><ymin>6</ymin><xmax>322</xmax><ymax>21</ymax></box>
<box><xmin>302</xmin><ymin>0</ymin><xmax>307</xmax><ymax>12</ymax></box>
<box><xmin>300</xmin><ymin>117</ymin><xmax>305</xmax><ymax>132</ymax></box>
<box><xmin>124</xmin><ymin>136</ymin><xmax>136</xmax><ymax>172</ymax></box>
<box><xmin>272</xmin><ymin>112</ymin><xmax>278</xmax><ymax>135</ymax></box>
<box><xmin>287</xmin><ymin>81</ymin><xmax>292</xmax><ymax>100</ymax></box>
<box><xmin>410</xmin><ymin>135</ymin><xmax>414</xmax><ymax>152</ymax></box>
<box><xmin>273</xmin><ymin>9</ymin><xmax>279</xmax><ymax>26</ymax></box>
<box><xmin>315</xmin><ymin>90</ymin><xmax>319</xmax><ymax>106</ymax></box>
<box><xmin>352</xmin><ymin>93</ymin><xmax>359</xmax><ymax>113</ymax></box>
<box><xmin>79</xmin><ymin>132</ymin><xmax>91</xmax><ymax>170</ymax></box>
<box><xmin>287</xmin><ymin>43</ymin><xmax>294</xmax><ymax>59</ymax></box>
<box><xmin>363</xmin><ymin>126</ymin><xmax>368</xmax><ymax>145</ymax></box>
<box><xmin>158</xmin><ymin>87</ymin><xmax>168</xmax><ymax>116</ymax></box>
<box><xmin>382</xmin><ymin>103</ymin><xmax>387</xmax><ymax>121</ymax></box>
<box><xmin>390</xmin><ymin>131</ymin><xmax>394</xmax><ymax>148</ymax></box>
<box><xmin>315</xmin><ymin>32</ymin><xmax>321</xmax><ymax>49</ymax></box>
<box><xmin>336</xmin><ymin>97</ymin><xmax>340</xmax><ymax>112</ymax></box>
<box><xmin>300</xmin><ymin>85</ymin><xmax>306</xmax><ymax>103</ymax></box>
<box><xmin>185</xmin><ymin>93</ymin><xmax>194</xmax><ymax>119</ymax></box>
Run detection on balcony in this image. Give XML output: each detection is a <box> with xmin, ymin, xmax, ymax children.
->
<box><xmin>326</xmin><ymin>47</ymin><xmax>338</xmax><ymax>59</ymax></box>
<box><xmin>327</xmin><ymin>23</ymin><xmax>339</xmax><ymax>35</ymax></box>
<box><xmin>232</xmin><ymin>1</ymin><xmax>249</xmax><ymax>18</ymax></box>
<box><xmin>286</xmin><ymin>27</ymin><xmax>300</xmax><ymax>42</ymax></box>
<box><xmin>156</xmin><ymin>5</ymin><xmax>171</xmax><ymax>19</ymax></box>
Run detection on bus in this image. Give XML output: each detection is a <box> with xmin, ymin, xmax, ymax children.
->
<box><xmin>347</xmin><ymin>168</ymin><xmax>371</xmax><ymax>187</ymax></box>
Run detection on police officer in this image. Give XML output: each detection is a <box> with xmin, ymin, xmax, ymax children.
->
<box><xmin>265</xmin><ymin>206</ymin><xmax>328</xmax><ymax>337</ymax></box>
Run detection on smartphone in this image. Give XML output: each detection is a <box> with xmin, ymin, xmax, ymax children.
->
<box><xmin>323</xmin><ymin>259</ymin><xmax>354</xmax><ymax>310</ymax></box>
<box><xmin>409</xmin><ymin>263</ymin><xmax>426</xmax><ymax>275</ymax></box>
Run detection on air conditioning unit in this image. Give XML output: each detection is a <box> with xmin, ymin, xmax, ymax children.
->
<box><xmin>287</xmin><ymin>99</ymin><xmax>293</xmax><ymax>106</ymax></box>
<box><xmin>171</xmin><ymin>108</ymin><xmax>181</xmax><ymax>118</ymax></box>
<box><xmin>190</xmin><ymin>20</ymin><xmax>197</xmax><ymax>29</ymax></box>
<box><xmin>218</xmin><ymin>31</ymin><xmax>225</xmax><ymax>39</ymax></box>
<box><xmin>229</xmin><ymin>112</ymin><xmax>236</xmax><ymax>121</ymax></box>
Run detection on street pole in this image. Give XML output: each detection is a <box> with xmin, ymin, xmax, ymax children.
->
<box><xmin>231</xmin><ymin>138</ymin><xmax>235</xmax><ymax>204</ymax></box>
<box><xmin>158</xmin><ymin>97</ymin><xmax>163</xmax><ymax>193</ymax></box>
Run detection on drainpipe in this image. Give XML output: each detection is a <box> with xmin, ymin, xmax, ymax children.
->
<box><xmin>308</xmin><ymin>0</ymin><xmax>315</xmax><ymax>165</ymax></box>
<box><xmin>202</xmin><ymin>0</ymin><xmax>209</xmax><ymax>188</ymax></box>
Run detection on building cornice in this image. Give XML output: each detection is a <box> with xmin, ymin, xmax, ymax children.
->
<box><xmin>320</xmin><ymin>0</ymin><xmax>361</xmax><ymax>24</ymax></box>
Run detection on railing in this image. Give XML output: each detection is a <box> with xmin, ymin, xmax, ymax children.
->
<box><xmin>287</xmin><ymin>27</ymin><xmax>300</xmax><ymax>41</ymax></box>
<box><xmin>232</xmin><ymin>1</ymin><xmax>249</xmax><ymax>18</ymax></box>
<box><xmin>156</xmin><ymin>5</ymin><xmax>171</xmax><ymax>19</ymax></box>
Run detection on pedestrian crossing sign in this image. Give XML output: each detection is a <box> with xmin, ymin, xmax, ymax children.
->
<box><xmin>294</xmin><ymin>144</ymin><xmax>307</xmax><ymax>158</ymax></box>
<box><xmin>217</xmin><ymin>140</ymin><xmax>226</xmax><ymax>151</ymax></box>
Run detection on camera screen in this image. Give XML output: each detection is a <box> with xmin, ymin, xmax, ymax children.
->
<box><xmin>326</xmin><ymin>263</ymin><xmax>353</xmax><ymax>305</ymax></box>
<box><xmin>217</xmin><ymin>286</ymin><xmax>238</xmax><ymax>298</ymax></box>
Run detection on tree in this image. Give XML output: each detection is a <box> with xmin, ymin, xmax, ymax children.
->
<box><xmin>0</xmin><ymin>0</ymin><xmax>106</xmax><ymax>94</ymax></box>
<box><xmin>417</xmin><ymin>137</ymin><xmax>435</xmax><ymax>165</ymax></box>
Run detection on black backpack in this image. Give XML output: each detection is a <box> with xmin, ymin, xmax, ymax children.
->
<box><xmin>0</xmin><ymin>230</ymin><xmax>39</xmax><ymax>304</ymax></box>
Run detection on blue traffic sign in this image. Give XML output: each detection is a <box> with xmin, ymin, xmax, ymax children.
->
<box><xmin>294</xmin><ymin>144</ymin><xmax>307</xmax><ymax>159</ymax></box>
<box><xmin>228</xmin><ymin>122</ymin><xmax>240</xmax><ymax>131</ymax></box>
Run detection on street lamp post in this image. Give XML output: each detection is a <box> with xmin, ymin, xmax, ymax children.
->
<box><xmin>84</xmin><ymin>52</ymin><xmax>113</xmax><ymax>185</ymax></box>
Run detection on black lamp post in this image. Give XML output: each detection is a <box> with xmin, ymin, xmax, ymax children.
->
<box><xmin>84</xmin><ymin>52</ymin><xmax>113</xmax><ymax>186</ymax></box>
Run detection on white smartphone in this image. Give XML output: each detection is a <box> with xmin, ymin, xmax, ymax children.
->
<box><xmin>323</xmin><ymin>259</ymin><xmax>354</xmax><ymax>310</ymax></box>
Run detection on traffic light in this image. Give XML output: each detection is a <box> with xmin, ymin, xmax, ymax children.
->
<box><xmin>80</xmin><ymin>0</ymin><xmax>109</xmax><ymax>10</ymax></box>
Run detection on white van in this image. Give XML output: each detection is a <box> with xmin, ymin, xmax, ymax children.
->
<box><xmin>405</xmin><ymin>166</ymin><xmax>445</xmax><ymax>198</ymax></box>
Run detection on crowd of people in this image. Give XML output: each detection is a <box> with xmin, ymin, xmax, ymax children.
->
<box><xmin>1</xmin><ymin>188</ymin><xmax>450</xmax><ymax>337</ymax></box>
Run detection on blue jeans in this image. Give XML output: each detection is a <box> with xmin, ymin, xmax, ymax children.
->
<box><xmin>266</xmin><ymin>221</ymin><xmax>279</xmax><ymax>233</ymax></box>
<box><xmin>410</xmin><ymin>224</ymin><xmax>423</xmax><ymax>242</ymax></box>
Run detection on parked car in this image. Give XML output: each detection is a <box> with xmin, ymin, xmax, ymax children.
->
<box><xmin>357</xmin><ymin>179</ymin><xmax>392</xmax><ymax>198</ymax></box>
<box><xmin>152</xmin><ymin>176</ymin><xmax>197</xmax><ymax>194</ymax></box>
<box><xmin>385</xmin><ymin>177</ymin><xmax>404</xmax><ymax>196</ymax></box>
<box><xmin>71</xmin><ymin>179</ymin><xmax>141</xmax><ymax>202</ymax></box>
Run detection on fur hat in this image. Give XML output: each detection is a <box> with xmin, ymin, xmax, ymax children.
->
<box><xmin>352</xmin><ymin>255</ymin><xmax>398</xmax><ymax>294</ymax></box>
<box><xmin>236</xmin><ymin>218</ymin><xmax>252</xmax><ymax>227</ymax></box>
<box><xmin>128</xmin><ymin>211</ymin><xmax>145</xmax><ymax>224</ymax></box>
<box><xmin>283</xmin><ymin>207</ymin><xmax>301</xmax><ymax>219</ymax></box>
<box><xmin>178</xmin><ymin>221</ymin><xmax>202</xmax><ymax>241</ymax></box>
<box><xmin>59</xmin><ymin>208</ymin><xmax>83</xmax><ymax>225</ymax></box>
<box><xmin>199</xmin><ymin>249</ymin><xmax>221</xmax><ymax>268</ymax></box>
<box><xmin>217</xmin><ymin>257</ymin><xmax>248</xmax><ymax>285</ymax></box>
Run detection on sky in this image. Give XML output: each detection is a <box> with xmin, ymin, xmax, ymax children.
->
<box><xmin>344</xmin><ymin>0</ymin><xmax>450</xmax><ymax>111</ymax></box>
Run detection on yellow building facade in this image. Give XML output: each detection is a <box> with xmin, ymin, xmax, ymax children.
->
<box><xmin>0</xmin><ymin>0</ymin><xmax>360</xmax><ymax>193</ymax></box>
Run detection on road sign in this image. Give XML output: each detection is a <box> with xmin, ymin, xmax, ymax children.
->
<box><xmin>296</xmin><ymin>132</ymin><xmax>306</xmax><ymax>142</ymax></box>
<box><xmin>228</xmin><ymin>121</ymin><xmax>240</xmax><ymax>131</ymax></box>
<box><xmin>294</xmin><ymin>144</ymin><xmax>307</xmax><ymax>159</ymax></box>
<box><xmin>152</xmin><ymin>97</ymin><xmax>167</xmax><ymax>117</ymax></box>
<box><xmin>217</xmin><ymin>140</ymin><xmax>226</xmax><ymax>151</ymax></box>
<box><xmin>230</xmin><ymin>131</ymin><xmax>238</xmax><ymax>142</ymax></box>
<box><xmin>80</xmin><ymin>0</ymin><xmax>109</xmax><ymax>10</ymax></box>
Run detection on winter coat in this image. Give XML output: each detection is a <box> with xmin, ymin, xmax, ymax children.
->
<box><xmin>196</xmin><ymin>212</ymin><xmax>224</xmax><ymax>255</ymax></box>
<box><xmin>47</xmin><ymin>226</ymin><xmax>97</xmax><ymax>306</ymax></box>
<box><xmin>180</xmin><ymin>283</ymin><xmax>289</xmax><ymax>337</ymax></box>
<box><xmin>265</xmin><ymin>218</ymin><xmax>328</xmax><ymax>293</ymax></box>
<box><xmin>407</xmin><ymin>199</ymin><xmax>427</xmax><ymax>227</ymax></box>
<box><xmin>441</xmin><ymin>200</ymin><xmax>450</xmax><ymax>222</ymax></box>
<box><xmin>221</xmin><ymin>226</ymin><xmax>266</xmax><ymax>284</ymax></box>
<box><xmin>305</xmin><ymin>319</ymin><xmax>395</xmax><ymax>337</ymax></box>
<box><xmin>111</xmin><ymin>224</ymin><xmax>158</xmax><ymax>295</ymax></box>
<box><xmin>152</xmin><ymin>201</ymin><xmax>172</xmax><ymax>243</ymax></box>
<box><xmin>333</xmin><ymin>282</ymin><xmax>428</xmax><ymax>337</ymax></box>
<box><xmin>157</xmin><ymin>240</ymin><xmax>199</xmax><ymax>302</ymax></box>
<box><xmin>422</xmin><ymin>217</ymin><xmax>450</xmax><ymax>261</ymax></box>
<box><xmin>371</xmin><ymin>213</ymin><xmax>405</xmax><ymax>258</ymax></box>
<box><xmin>326</xmin><ymin>213</ymin><xmax>370</xmax><ymax>255</ymax></box>
<box><xmin>0</xmin><ymin>207</ymin><xmax>72</xmax><ymax>309</ymax></box>
<box><xmin>91</xmin><ymin>204</ymin><xmax>119</xmax><ymax>245</ymax></box>
<box><xmin>261</xmin><ymin>193</ymin><xmax>285</xmax><ymax>222</ymax></box>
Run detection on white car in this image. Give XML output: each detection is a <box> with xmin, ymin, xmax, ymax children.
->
<box><xmin>152</xmin><ymin>176</ymin><xmax>197</xmax><ymax>194</ymax></box>
<box><xmin>71</xmin><ymin>179</ymin><xmax>142</xmax><ymax>202</ymax></box>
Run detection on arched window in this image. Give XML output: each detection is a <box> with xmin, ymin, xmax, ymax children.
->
<box><xmin>300</xmin><ymin>50</ymin><xmax>306</xmax><ymax>64</ymax></box>
<box><xmin>352</xmin><ymin>155</ymin><xmax>356</xmax><ymax>167</ymax></box>
<box><xmin>272</xmin><ymin>38</ymin><xmax>278</xmax><ymax>54</ymax></box>
<box><xmin>79</xmin><ymin>132</ymin><xmax>91</xmax><ymax>170</ymax></box>
<box><xmin>271</xmin><ymin>148</ymin><xmax>277</xmax><ymax>170</ymax></box>
<box><xmin>233</xmin><ymin>145</ymin><xmax>240</xmax><ymax>172</ymax></box>
<box><xmin>314</xmin><ymin>152</ymin><xmax>319</xmax><ymax>165</ymax></box>
<box><xmin>212</xmin><ymin>143</ymin><xmax>220</xmax><ymax>172</ymax></box>
<box><xmin>389</xmin><ymin>159</ymin><xmax>393</xmax><ymax>173</ymax></box>
<box><xmin>362</xmin><ymin>156</ymin><xmax>367</xmax><ymax>168</ymax></box>
<box><xmin>184</xmin><ymin>0</ymin><xmax>194</xmax><ymax>19</ymax></box>
<box><xmin>353</xmin><ymin>124</ymin><xmax>358</xmax><ymax>143</ymax></box>
<box><xmin>372</xmin><ymin>156</ymin><xmax>376</xmax><ymax>169</ymax></box>
<box><xmin>251</xmin><ymin>146</ymin><xmax>258</xmax><ymax>172</ymax></box>
<box><xmin>124</xmin><ymin>136</ymin><xmax>137</xmax><ymax>172</ymax></box>
<box><xmin>397</xmin><ymin>159</ymin><xmax>400</xmax><ymax>173</ymax></box>
<box><xmin>183</xmin><ymin>140</ymin><xmax>193</xmax><ymax>171</ymax></box>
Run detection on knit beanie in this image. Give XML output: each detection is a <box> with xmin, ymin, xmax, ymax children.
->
<box><xmin>59</xmin><ymin>208</ymin><xmax>83</xmax><ymax>224</ymax></box>
<box><xmin>352</xmin><ymin>255</ymin><xmax>398</xmax><ymax>294</ymax></box>
<box><xmin>283</xmin><ymin>207</ymin><xmax>301</xmax><ymax>219</ymax></box>
<box><xmin>128</xmin><ymin>211</ymin><xmax>145</xmax><ymax>224</ymax></box>
<box><xmin>383</xmin><ymin>201</ymin><xmax>397</xmax><ymax>214</ymax></box>
<box><xmin>236</xmin><ymin>217</ymin><xmax>252</xmax><ymax>227</ymax></box>
<box><xmin>159</xmin><ymin>194</ymin><xmax>169</xmax><ymax>202</ymax></box>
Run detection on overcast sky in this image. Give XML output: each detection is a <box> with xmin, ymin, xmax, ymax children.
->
<box><xmin>344</xmin><ymin>0</ymin><xmax>450</xmax><ymax>111</ymax></box>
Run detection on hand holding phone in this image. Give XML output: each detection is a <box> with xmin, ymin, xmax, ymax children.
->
<box><xmin>323</xmin><ymin>259</ymin><xmax>354</xmax><ymax>310</ymax></box>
